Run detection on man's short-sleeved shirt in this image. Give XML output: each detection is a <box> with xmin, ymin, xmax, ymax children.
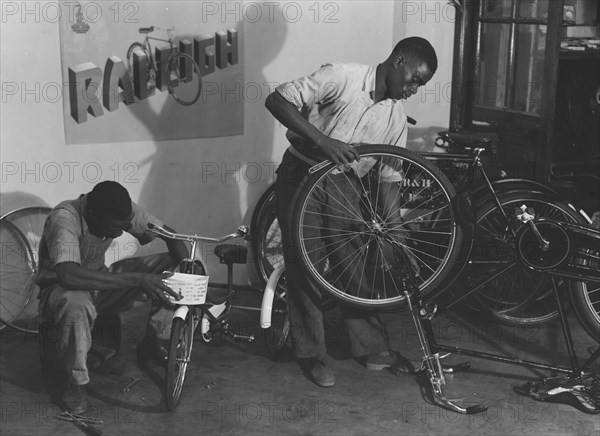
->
<box><xmin>275</xmin><ymin>62</ymin><xmax>408</xmax><ymax>161</ymax></box>
<box><xmin>36</xmin><ymin>194</ymin><xmax>163</xmax><ymax>286</ymax></box>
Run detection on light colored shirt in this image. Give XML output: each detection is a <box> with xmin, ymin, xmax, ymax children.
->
<box><xmin>276</xmin><ymin>62</ymin><xmax>408</xmax><ymax>163</ymax></box>
<box><xmin>36</xmin><ymin>194</ymin><xmax>163</xmax><ymax>287</ymax></box>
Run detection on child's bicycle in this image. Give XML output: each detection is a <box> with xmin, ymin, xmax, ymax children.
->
<box><xmin>148</xmin><ymin>222</ymin><xmax>290</xmax><ymax>410</ymax></box>
<box><xmin>126</xmin><ymin>26</ymin><xmax>202</xmax><ymax>106</ymax></box>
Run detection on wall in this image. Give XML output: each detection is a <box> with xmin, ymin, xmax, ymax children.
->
<box><xmin>1</xmin><ymin>0</ymin><xmax>455</xmax><ymax>283</ymax></box>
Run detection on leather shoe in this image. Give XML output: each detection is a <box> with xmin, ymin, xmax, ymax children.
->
<box><xmin>62</xmin><ymin>381</ymin><xmax>88</xmax><ymax>415</ymax></box>
<box><xmin>308</xmin><ymin>358</ymin><xmax>335</xmax><ymax>387</ymax></box>
<box><xmin>365</xmin><ymin>351</ymin><xmax>397</xmax><ymax>370</ymax></box>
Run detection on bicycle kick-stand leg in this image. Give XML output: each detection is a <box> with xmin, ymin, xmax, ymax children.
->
<box><xmin>401</xmin><ymin>273</ymin><xmax>487</xmax><ymax>414</ymax></box>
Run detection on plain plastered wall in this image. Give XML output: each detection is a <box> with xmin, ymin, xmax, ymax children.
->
<box><xmin>1</xmin><ymin>0</ymin><xmax>455</xmax><ymax>282</ymax></box>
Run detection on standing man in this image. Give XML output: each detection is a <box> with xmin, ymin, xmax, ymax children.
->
<box><xmin>36</xmin><ymin>181</ymin><xmax>187</xmax><ymax>415</ymax></box>
<box><xmin>265</xmin><ymin>37</ymin><xmax>437</xmax><ymax>387</ymax></box>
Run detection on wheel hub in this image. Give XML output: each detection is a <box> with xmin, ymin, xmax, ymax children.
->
<box><xmin>518</xmin><ymin>221</ymin><xmax>571</xmax><ymax>270</ymax></box>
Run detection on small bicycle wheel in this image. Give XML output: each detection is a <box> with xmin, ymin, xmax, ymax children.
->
<box><xmin>470</xmin><ymin>192</ymin><xmax>588</xmax><ymax>325</ymax></box>
<box><xmin>0</xmin><ymin>206</ymin><xmax>51</xmax><ymax>333</ymax></box>
<box><xmin>251</xmin><ymin>185</ymin><xmax>284</xmax><ymax>286</ymax></box>
<box><xmin>264</xmin><ymin>268</ymin><xmax>290</xmax><ymax>358</ymax></box>
<box><xmin>291</xmin><ymin>144</ymin><xmax>463</xmax><ymax>309</ymax></box>
<box><xmin>165</xmin><ymin>313</ymin><xmax>194</xmax><ymax>410</ymax></box>
<box><xmin>167</xmin><ymin>53</ymin><xmax>202</xmax><ymax>106</ymax></box>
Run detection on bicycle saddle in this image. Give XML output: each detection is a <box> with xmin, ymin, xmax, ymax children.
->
<box><xmin>138</xmin><ymin>26</ymin><xmax>155</xmax><ymax>34</ymax></box>
<box><xmin>214</xmin><ymin>244</ymin><xmax>247</xmax><ymax>265</ymax></box>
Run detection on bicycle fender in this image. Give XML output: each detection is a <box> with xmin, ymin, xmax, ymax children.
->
<box><xmin>260</xmin><ymin>266</ymin><xmax>285</xmax><ymax>329</ymax></box>
<box><xmin>173</xmin><ymin>305</ymin><xmax>189</xmax><ymax>321</ymax></box>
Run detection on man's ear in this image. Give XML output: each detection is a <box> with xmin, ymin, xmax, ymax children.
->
<box><xmin>393</xmin><ymin>55</ymin><xmax>404</xmax><ymax>69</ymax></box>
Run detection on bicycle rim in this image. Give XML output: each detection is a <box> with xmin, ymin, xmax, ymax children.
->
<box><xmin>571</xmin><ymin>254</ymin><xmax>600</xmax><ymax>342</ymax></box>
<box><xmin>167</xmin><ymin>53</ymin><xmax>202</xmax><ymax>106</ymax></box>
<box><xmin>471</xmin><ymin>193</ymin><xmax>588</xmax><ymax>325</ymax></box>
<box><xmin>0</xmin><ymin>206</ymin><xmax>51</xmax><ymax>333</ymax></box>
<box><xmin>165</xmin><ymin>315</ymin><xmax>193</xmax><ymax>410</ymax></box>
<box><xmin>291</xmin><ymin>145</ymin><xmax>463</xmax><ymax>309</ymax></box>
<box><xmin>0</xmin><ymin>221</ymin><xmax>35</xmax><ymax>324</ymax></box>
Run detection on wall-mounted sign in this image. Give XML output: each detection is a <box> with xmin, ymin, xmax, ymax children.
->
<box><xmin>59</xmin><ymin>1</ymin><xmax>243</xmax><ymax>144</ymax></box>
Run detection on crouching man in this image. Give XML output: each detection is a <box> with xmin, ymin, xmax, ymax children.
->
<box><xmin>36</xmin><ymin>181</ymin><xmax>187</xmax><ymax>415</ymax></box>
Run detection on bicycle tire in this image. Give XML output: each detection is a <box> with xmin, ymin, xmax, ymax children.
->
<box><xmin>250</xmin><ymin>185</ymin><xmax>283</xmax><ymax>287</ymax></box>
<box><xmin>0</xmin><ymin>206</ymin><xmax>51</xmax><ymax>333</ymax></box>
<box><xmin>167</xmin><ymin>53</ymin><xmax>202</xmax><ymax>106</ymax></box>
<box><xmin>0</xmin><ymin>220</ymin><xmax>35</xmax><ymax>325</ymax></box>
<box><xmin>264</xmin><ymin>267</ymin><xmax>290</xmax><ymax>358</ymax></box>
<box><xmin>291</xmin><ymin>144</ymin><xmax>463</xmax><ymax>309</ymax></box>
<box><xmin>470</xmin><ymin>192</ymin><xmax>588</xmax><ymax>325</ymax></box>
<box><xmin>165</xmin><ymin>314</ymin><xmax>193</xmax><ymax>411</ymax></box>
<box><xmin>571</xmin><ymin>253</ymin><xmax>600</xmax><ymax>343</ymax></box>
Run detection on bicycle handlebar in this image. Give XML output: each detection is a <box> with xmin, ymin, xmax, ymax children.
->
<box><xmin>148</xmin><ymin>222</ymin><xmax>250</xmax><ymax>244</ymax></box>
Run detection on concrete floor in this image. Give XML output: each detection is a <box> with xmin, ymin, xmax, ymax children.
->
<box><xmin>1</xmin><ymin>291</ymin><xmax>598</xmax><ymax>436</ymax></box>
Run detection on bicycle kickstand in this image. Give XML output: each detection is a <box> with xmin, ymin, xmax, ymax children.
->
<box><xmin>402</xmin><ymin>273</ymin><xmax>487</xmax><ymax>414</ymax></box>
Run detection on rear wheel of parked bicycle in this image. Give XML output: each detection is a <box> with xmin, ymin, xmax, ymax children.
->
<box><xmin>251</xmin><ymin>184</ymin><xmax>283</xmax><ymax>287</ymax></box>
<box><xmin>166</xmin><ymin>53</ymin><xmax>202</xmax><ymax>106</ymax></box>
<box><xmin>165</xmin><ymin>313</ymin><xmax>194</xmax><ymax>411</ymax></box>
<box><xmin>470</xmin><ymin>192</ymin><xmax>589</xmax><ymax>325</ymax></box>
<box><xmin>290</xmin><ymin>144</ymin><xmax>463</xmax><ymax>309</ymax></box>
<box><xmin>571</xmin><ymin>252</ymin><xmax>600</xmax><ymax>342</ymax></box>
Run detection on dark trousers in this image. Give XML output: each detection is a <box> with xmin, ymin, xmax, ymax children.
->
<box><xmin>275</xmin><ymin>150</ymin><xmax>388</xmax><ymax>360</ymax></box>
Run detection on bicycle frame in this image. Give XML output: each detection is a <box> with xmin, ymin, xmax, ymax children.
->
<box><xmin>400</xmin><ymin>143</ymin><xmax>600</xmax><ymax>413</ymax></box>
<box><xmin>140</xmin><ymin>28</ymin><xmax>176</xmax><ymax>74</ymax></box>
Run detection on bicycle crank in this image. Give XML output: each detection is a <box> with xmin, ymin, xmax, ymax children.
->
<box><xmin>517</xmin><ymin>219</ymin><xmax>600</xmax><ymax>282</ymax></box>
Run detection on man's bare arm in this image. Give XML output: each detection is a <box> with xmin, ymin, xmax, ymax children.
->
<box><xmin>265</xmin><ymin>92</ymin><xmax>358</xmax><ymax>165</ymax></box>
<box><xmin>55</xmin><ymin>262</ymin><xmax>180</xmax><ymax>305</ymax></box>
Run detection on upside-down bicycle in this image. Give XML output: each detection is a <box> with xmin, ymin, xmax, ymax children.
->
<box><xmin>283</xmin><ymin>137</ymin><xmax>600</xmax><ymax>414</ymax></box>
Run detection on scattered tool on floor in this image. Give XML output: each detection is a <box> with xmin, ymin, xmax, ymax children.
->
<box><xmin>57</xmin><ymin>411</ymin><xmax>103</xmax><ymax>436</ymax></box>
<box><xmin>120</xmin><ymin>376</ymin><xmax>141</xmax><ymax>392</ymax></box>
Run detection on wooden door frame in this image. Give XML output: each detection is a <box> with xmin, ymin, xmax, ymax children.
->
<box><xmin>449</xmin><ymin>0</ymin><xmax>565</xmax><ymax>181</ymax></box>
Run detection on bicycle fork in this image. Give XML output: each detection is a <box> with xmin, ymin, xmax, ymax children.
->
<box><xmin>402</xmin><ymin>274</ymin><xmax>487</xmax><ymax>414</ymax></box>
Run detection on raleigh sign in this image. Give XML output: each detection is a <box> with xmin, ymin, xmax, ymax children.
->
<box><xmin>68</xmin><ymin>29</ymin><xmax>238</xmax><ymax>123</ymax></box>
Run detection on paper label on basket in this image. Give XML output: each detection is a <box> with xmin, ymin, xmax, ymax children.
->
<box><xmin>162</xmin><ymin>272</ymin><xmax>209</xmax><ymax>304</ymax></box>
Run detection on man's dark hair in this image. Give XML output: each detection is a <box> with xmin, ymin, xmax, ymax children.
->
<box><xmin>392</xmin><ymin>37</ymin><xmax>438</xmax><ymax>74</ymax></box>
<box><xmin>88</xmin><ymin>181</ymin><xmax>132</xmax><ymax>220</ymax></box>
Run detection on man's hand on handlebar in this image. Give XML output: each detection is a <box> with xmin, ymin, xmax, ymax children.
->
<box><xmin>139</xmin><ymin>272</ymin><xmax>182</xmax><ymax>307</ymax></box>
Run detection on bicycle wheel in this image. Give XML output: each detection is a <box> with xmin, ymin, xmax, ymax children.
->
<box><xmin>470</xmin><ymin>192</ymin><xmax>588</xmax><ymax>325</ymax></box>
<box><xmin>571</xmin><ymin>252</ymin><xmax>600</xmax><ymax>342</ymax></box>
<box><xmin>0</xmin><ymin>206</ymin><xmax>51</xmax><ymax>333</ymax></box>
<box><xmin>264</xmin><ymin>268</ymin><xmax>290</xmax><ymax>358</ymax></box>
<box><xmin>291</xmin><ymin>144</ymin><xmax>463</xmax><ymax>309</ymax></box>
<box><xmin>251</xmin><ymin>185</ymin><xmax>284</xmax><ymax>286</ymax></box>
<box><xmin>0</xmin><ymin>221</ymin><xmax>35</xmax><ymax>325</ymax></box>
<box><xmin>165</xmin><ymin>313</ymin><xmax>194</xmax><ymax>410</ymax></box>
<box><xmin>167</xmin><ymin>53</ymin><xmax>202</xmax><ymax>106</ymax></box>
